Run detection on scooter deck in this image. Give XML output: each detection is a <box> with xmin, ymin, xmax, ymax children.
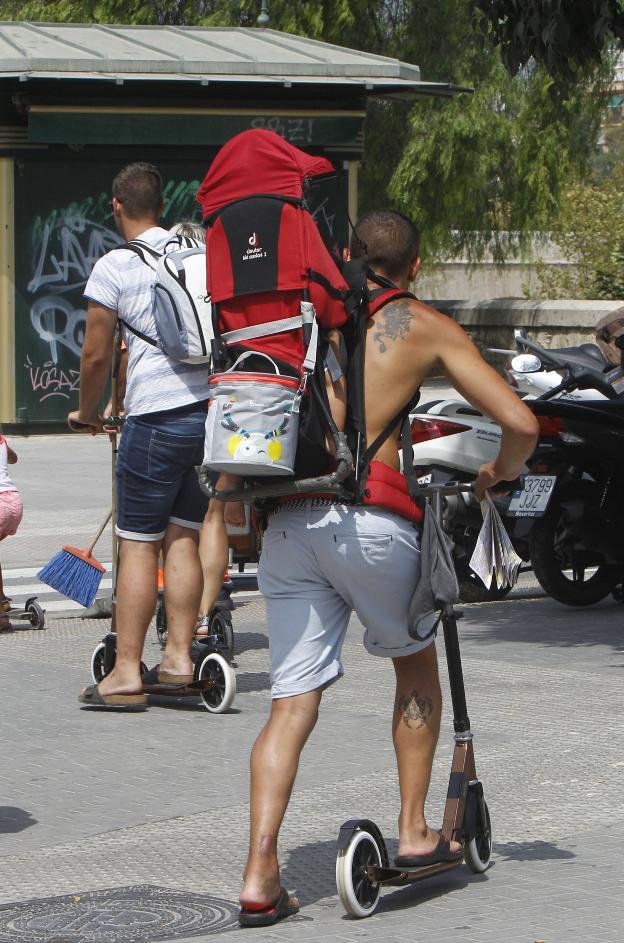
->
<box><xmin>367</xmin><ymin>856</ymin><xmax>464</xmax><ymax>886</ymax></box>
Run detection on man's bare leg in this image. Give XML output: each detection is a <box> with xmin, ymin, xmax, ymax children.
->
<box><xmin>393</xmin><ymin>643</ymin><xmax>461</xmax><ymax>855</ymax></box>
<box><xmin>160</xmin><ymin>523</ymin><xmax>201</xmax><ymax>676</ymax></box>
<box><xmin>93</xmin><ymin>537</ymin><xmax>161</xmax><ymax>696</ymax></box>
<box><xmin>240</xmin><ymin>689</ymin><xmax>322</xmax><ymax>909</ymax></box>
<box><xmin>197</xmin><ymin>501</ymin><xmax>229</xmax><ymax>621</ymax></box>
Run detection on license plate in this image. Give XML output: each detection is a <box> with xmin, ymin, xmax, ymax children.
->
<box><xmin>507</xmin><ymin>475</ymin><xmax>557</xmax><ymax>517</ymax></box>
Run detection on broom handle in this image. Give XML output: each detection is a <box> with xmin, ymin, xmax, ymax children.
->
<box><xmin>86</xmin><ymin>509</ymin><xmax>113</xmax><ymax>556</ymax></box>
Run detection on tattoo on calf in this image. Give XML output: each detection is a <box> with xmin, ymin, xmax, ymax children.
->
<box><xmin>372</xmin><ymin>299</ymin><xmax>413</xmax><ymax>353</ymax></box>
<box><xmin>397</xmin><ymin>689</ymin><xmax>434</xmax><ymax>729</ymax></box>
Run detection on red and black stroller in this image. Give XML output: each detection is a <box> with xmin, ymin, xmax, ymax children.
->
<box><xmin>196</xmin><ymin>129</ymin><xmax>356</xmax><ymax>501</ymax></box>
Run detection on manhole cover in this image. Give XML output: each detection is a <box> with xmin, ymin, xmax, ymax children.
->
<box><xmin>0</xmin><ymin>884</ymin><xmax>239</xmax><ymax>942</ymax></box>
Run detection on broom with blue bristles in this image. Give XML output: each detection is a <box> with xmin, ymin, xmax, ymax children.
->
<box><xmin>37</xmin><ymin>510</ymin><xmax>111</xmax><ymax>608</ymax></box>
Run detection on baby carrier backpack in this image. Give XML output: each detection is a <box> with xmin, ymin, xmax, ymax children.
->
<box><xmin>197</xmin><ymin>129</ymin><xmax>354</xmax><ymax>488</ymax></box>
<box><xmin>196</xmin><ymin>129</ymin><xmax>423</xmax><ymax>518</ymax></box>
<box><xmin>117</xmin><ymin>234</ymin><xmax>213</xmax><ymax>365</ymax></box>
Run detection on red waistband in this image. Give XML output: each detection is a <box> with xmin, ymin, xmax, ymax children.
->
<box><xmin>361</xmin><ymin>460</ymin><xmax>423</xmax><ymax>524</ymax></box>
<box><xmin>275</xmin><ymin>462</ymin><xmax>422</xmax><ymax>523</ymax></box>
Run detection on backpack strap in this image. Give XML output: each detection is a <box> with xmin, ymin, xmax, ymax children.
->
<box><xmin>118</xmin><ymin>318</ymin><xmax>161</xmax><ymax>351</ymax></box>
<box><xmin>113</xmin><ymin>241</ymin><xmax>163</xmax><ymax>350</ymax></box>
<box><xmin>368</xmin><ymin>286</ymin><xmax>417</xmax><ymax>317</ymax></box>
<box><xmin>358</xmin><ymin>389</ymin><xmax>420</xmax><ymax>476</ymax></box>
<box><xmin>116</xmin><ymin>239</ymin><xmax>163</xmax><ymax>269</ymax></box>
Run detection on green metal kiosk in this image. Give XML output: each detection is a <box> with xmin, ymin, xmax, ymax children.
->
<box><xmin>0</xmin><ymin>22</ymin><xmax>462</xmax><ymax>428</ymax></box>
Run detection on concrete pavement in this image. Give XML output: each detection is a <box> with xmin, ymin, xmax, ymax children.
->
<box><xmin>1</xmin><ymin>592</ymin><xmax>623</xmax><ymax>942</ymax></box>
<box><xmin>1</xmin><ymin>384</ymin><xmax>623</xmax><ymax>942</ymax></box>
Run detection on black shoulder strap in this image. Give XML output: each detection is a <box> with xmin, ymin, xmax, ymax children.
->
<box><xmin>359</xmin><ymin>388</ymin><xmax>420</xmax><ymax>473</ymax></box>
<box><xmin>116</xmin><ymin>240</ymin><xmax>162</xmax><ymax>268</ymax></box>
<box><xmin>118</xmin><ymin>318</ymin><xmax>160</xmax><ymax>351</ymax></box>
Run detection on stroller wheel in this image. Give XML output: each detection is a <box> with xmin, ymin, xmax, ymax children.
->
<box><xmin>196</xmin><ymin>652</ymin><xmax>236</xmax><ymax>713</ymax></box>
<box><xmin>209</xmin><ymin>610</ymin><xmax>235</xmax><ymax>657</ymax></box>
<box><xmin>336</xmin><ymin>828</ymin><xmax>382</xmax><ymax>918</ymax></box>
<box><xmin>27</xmin><ymin>601</ymin><xmax>45</xmax><ymax>630</ymax></box>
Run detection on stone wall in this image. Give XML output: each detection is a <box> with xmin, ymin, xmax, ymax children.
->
<box><xmin>426</xmin><ymin>298</ymin><xmax>624</xmax><ymax>365</ymax></box>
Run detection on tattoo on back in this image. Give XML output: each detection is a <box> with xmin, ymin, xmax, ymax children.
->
<box><xmin>372</xmin><ymin>299</ymin><xmax>413</xmax><ymax>353</ymax></box>
<box><xmin>397</xmin><ymin>689</ymin><xmax>434</xmax><ymax>729</ymax></box>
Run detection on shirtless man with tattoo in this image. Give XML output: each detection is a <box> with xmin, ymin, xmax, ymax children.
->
<box><xmin>238</xmin><ymin>210</ymin><xmax>538</xmax><ymax>927</ymax></box>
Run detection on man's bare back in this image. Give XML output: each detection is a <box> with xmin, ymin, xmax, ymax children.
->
<box><xmin>362</xmin><ymin>292</ymin><xmax>538</xmax><ymax>491</ymax></box>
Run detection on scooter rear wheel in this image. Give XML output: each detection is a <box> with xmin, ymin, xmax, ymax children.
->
<box><xmin>27</xmin><ymin>601</ymin><xmax>45</xmax><ymax>630</ymax></box>
<box><xmin>464</xmin><ymin>798</ymin><xmax>492</xmax><ymax>873</ymax></box>
<box><xmin>336</xmin><ymin>828</ymin><xmax>382</xmax><ymax>918</ymax></box>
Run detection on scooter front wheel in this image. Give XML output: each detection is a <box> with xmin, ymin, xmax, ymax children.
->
<box><xmin>464</xmin><ymin>798</ymin><xmax>492</xmax><ymax>873</ymax></box>
<box><xmin>336</xmin><ymin>828</ymin><xmax>382</xmax><ymax>918</ymax></box>
<box><xmin>90</xmin><ymin>642</ymin><xmax>147</xmax><ymax>684</ymax></box>
<box><xmin>90</xmin><ymin>642</ymin><xmax>107</xmax><ymax>683</ymax></box>
<box><xmin>196</xmin><ymin>652</ymin><xmax>236</xmax><ymax>713</ymax></box>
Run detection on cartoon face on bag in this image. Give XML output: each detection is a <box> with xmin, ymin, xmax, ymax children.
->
<box><xmin>221</xmin><ymin>397</ymin><xmax>290</xmax><ymax>464</ymax></box>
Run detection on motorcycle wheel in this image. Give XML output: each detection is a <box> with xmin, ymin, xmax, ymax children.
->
<box><xmin>530</xmin><ymin>480</ymin><xmax>622</xmax><ymax>607</ymax></box>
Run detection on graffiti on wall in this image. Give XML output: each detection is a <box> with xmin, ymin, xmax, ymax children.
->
<box><xmin>23</xmin><ymin>180</ymin><xmax>200</xmax><ymax>405</ymax></box>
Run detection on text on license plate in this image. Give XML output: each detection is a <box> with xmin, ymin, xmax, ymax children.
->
<box><xmin>507</xmin><ymin>475</ymin><xmax>557</xmax><ymax>516</ymax></box>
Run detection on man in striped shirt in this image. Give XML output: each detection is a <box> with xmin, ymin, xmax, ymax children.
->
<box><xmin>69</xmin><ymin>162</ymin><xmax>211</xmax><ymax>710</ymax></box>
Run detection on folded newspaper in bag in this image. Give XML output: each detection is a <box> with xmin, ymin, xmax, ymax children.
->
<box><xmin>408</xmin><ymin>502</ymin><xmax>459</xmax><ymax>640</ymax></box>
<box><xmin>469</xmin><ymin>492</ymin><xmax>523</xmax><ymax>590</ymax></box>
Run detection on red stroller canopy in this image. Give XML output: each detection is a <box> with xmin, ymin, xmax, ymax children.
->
<box><xmin>197</xmin><ymin>129</ymin><xmax>335</xmax><ymax>219</ymax></box>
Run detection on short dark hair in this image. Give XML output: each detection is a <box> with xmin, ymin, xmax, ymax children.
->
<box><xmin>350</xmin><ymin>210</ymin><xmax>420</xmax><ymax>280</ymax></box>
<box><xmin>112</xmin><ymin>162</ymin><xmax>163</xmax><ymax>220</ymax></box>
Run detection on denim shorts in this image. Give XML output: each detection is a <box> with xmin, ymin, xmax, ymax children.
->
<box><xmin>116</xmin><ymin>403</ymin><xmax>209</xmax><ymax>541</ymax></box>
<box><xmin>258</xmin><ymin>501</ymin><xmax>436</xmax><ymax>699</ymax></box>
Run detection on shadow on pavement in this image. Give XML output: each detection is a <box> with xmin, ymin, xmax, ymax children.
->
<box><xmin>493</xmin><ymin>839</ymin><xmax>575</xmax><ymax>861</ymax></box>
<box><xmin>281</xmin><ymin>839</ymin><xmax>338</xmax><ymax>905</ymax></box>
<box><xmin>0</xmin><ymin>806</ymin><xmax>37</xmax><ymax>834</ymax></box>
<box><xmin>493</xmin><ymin>841</ymin><xmax>576</xmax><ymax>861</ymax></box>
<box><xmin>377</xmin><ymin>867</ymin><xmax>475</xmax><ymax>914</ymax></box>
<box><xmin>235</xmin><ymin>671</ymin><xmax>271</xmax><ymax>694</ymax></box>
<box><xmin>233</xmin><ymin>631</ymin><xmax>269</xmax><ymax>654</ymax></box>
<box><xmin>462</xmin><ymin>596</ymin><xmax>624</xmax><ymax>650</ymax></box>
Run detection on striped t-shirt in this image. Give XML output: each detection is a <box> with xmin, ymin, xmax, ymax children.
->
<box><xmin>84</xmin><ymin>226</ymin><xmax>211</xmax><ymax>416</ymax></box>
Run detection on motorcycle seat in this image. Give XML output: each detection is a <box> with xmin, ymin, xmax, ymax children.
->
<box><xmin>546</xmin><ymin>343</ymin><xmax>607</xmax><ymax>369</ymax></box>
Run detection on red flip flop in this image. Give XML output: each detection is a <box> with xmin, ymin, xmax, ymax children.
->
<box><xmin>238</xmin><ymin>886</ymin><xmax>299</xmax><ymax>928</ymax></box>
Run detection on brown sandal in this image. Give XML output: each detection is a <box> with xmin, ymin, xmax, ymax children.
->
<box><xmin>79</xmin><ymin>683</ymin><xmax>148</xmax><ymax>710</ymax></box>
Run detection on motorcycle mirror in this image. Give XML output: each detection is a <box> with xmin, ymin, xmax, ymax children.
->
<box><xmin>510</xmin><ymin>353</ymin><xmax>542</xmax><ymax>374</ymax></box>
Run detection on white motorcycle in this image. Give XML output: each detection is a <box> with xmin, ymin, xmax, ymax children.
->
<box><xmin>409</xmin><ymin>331</ymin><xmax>622</xmax><ymax>603</ymax></box>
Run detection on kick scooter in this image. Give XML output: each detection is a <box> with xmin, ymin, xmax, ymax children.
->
<box><xmin>335</xmin><ymin>480</ymin><xmax>493</xmax><ymax>917</ymax></box>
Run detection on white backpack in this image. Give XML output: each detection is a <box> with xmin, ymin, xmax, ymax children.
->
<box><xmin>119</xmin><ymin>235</ymin><xmax>214</xmax><ymax>365</ymax></box>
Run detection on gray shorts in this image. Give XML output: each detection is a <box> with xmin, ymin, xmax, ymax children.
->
<box><xmin>258</xmin><ymin>501</ymin><xmax>437</xmax><ymax>699</ymax></box>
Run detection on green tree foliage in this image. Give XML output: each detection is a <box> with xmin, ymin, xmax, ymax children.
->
<box><xmin>535</xmin><ymin>167</ymin><xmax>624</xmax><ymax>300</ymax></box>
<box><xmin>472</xmin><ymin>0</ymin><xmax>624</xmax><ymax>84</ymax></box>
<box><xmin>0</xmin><ymin>1</ymin><xmax>612</xmax><ymax>261</ymax></box>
